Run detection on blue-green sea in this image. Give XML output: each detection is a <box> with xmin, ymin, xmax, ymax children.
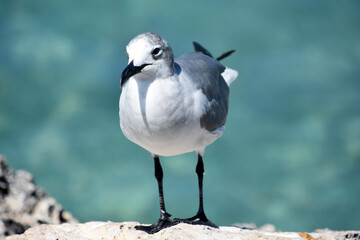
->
<box><xmin>1</xmin><ymin>0</ymin><xmax>360</xmax><ymax>232</ymax></box>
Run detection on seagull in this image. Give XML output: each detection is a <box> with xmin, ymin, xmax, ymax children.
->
<box><xmin>119</xmin><ymin>32</ymin><xmax>238</xmax><ymax>234</ymax></box>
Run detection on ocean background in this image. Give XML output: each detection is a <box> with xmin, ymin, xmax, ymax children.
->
<box><xmin>1</xmin><ymin>0</ymin><xmax>360</xmax><ymax>231</ymax></box>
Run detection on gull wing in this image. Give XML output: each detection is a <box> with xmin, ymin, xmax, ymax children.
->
<box><xmin>175</xmin><ymin>53</ymin><xmax>230</xmax><ymax>131</ymax></box>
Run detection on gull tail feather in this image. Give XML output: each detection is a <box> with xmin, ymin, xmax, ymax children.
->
<box><xmin>193</xmin><ymin>41</ymin><xmax>213</xmax><ymax>58</ymax></box>
<box><xmin>216</xmin><ymin>50</ymin><xmax>235</xmax><ymax>61</ymax></box>
<box><xmin>193</xmin><ymin>42</ymin><xmax>235</xmax><ymax>61</ymax></box>
<box><xmin>222</xmin><ymin>67</ymin><xmax>238</xmax><ymax>86</ymax></box>
<box><xmin>193</xmin><ymin>41</ymin><xmax>238</xmax><ymax>86</ymax></box>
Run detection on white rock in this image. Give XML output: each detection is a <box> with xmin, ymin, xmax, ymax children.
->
<box><xmin>4</xmin><ymin>221</ymin><xmax>360</xmax><ymax>240</ymax></box>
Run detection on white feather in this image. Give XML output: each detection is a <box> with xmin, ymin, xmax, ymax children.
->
<box><xmin>222</xmin><ymin>67</ymin><xmax>238</xmax><ymax>86</ymax></box>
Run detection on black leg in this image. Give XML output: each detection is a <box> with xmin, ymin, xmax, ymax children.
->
<box><xmin>174</xmin><ymin>154</ymin><xmax>218</xmax><ymax>228</ymax></box>
<box><xmin>135</xmin><ymin>155</ymin><xmax>176</xmax><ymax>234</ymax></box>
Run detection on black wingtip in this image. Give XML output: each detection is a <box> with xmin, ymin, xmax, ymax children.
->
<box><xmin>216</xmin><ymin>50</ymin><xmax>235</xmax><ymax>61</ymax></box>
<box><xmin>193</xmin><ymin>41</ymin><xmax>213</xmax><ymax>58</ymax></box>
<box><xmin>193</xmin><ymin>41</ymin><xmax>235</xmax><ymax>61</ymax></box>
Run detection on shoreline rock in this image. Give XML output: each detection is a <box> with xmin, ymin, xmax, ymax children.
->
<box><xmin>0</xmin><ymin>155</ymin><xmax>77</xmax><ymax>238</ymax></box>
<box><xmin>3</xmin><ymin>221</ymin><xmax>360</xmax><ymax>240</ymax></box>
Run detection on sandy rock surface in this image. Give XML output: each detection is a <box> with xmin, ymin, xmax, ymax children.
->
<box><xmin>4</xmin><ymin>221</ymin><xmax>360</xmax><ymax>240</ymax></box>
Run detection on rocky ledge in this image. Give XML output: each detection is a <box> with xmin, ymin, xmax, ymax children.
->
<box><xmin>0</xmin><ymin>155</ymin><xmax>77</xmax><ymax>237</ymax></box>
<box><xmin>3</xmin><ymin>221</ymin><xmax>360</xmax><ymax>240</ymax></box>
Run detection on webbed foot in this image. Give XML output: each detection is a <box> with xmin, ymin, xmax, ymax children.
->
<box><xmin>174</xmin><ymin>211</ymin><xmax>218</xmax><ymax>228</ymax></box>
<box><xmin>135</xmin><ymin>212</ymin><xmax>177</xmax><ymax>234</ymax></box>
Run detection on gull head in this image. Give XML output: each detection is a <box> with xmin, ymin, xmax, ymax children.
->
<box><xmin>120</xmin><ymin>33</ymin><xmax>174</xmax><ymax>87</ymax></box>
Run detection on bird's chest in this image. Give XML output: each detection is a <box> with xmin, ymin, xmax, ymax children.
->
<box><xmin>120</xmin><ymin>78</ymin><xmax>189</xmax><ymax>138</ymax></box>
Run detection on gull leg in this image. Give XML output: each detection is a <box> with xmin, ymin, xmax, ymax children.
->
<box><xmin>174</xmin><ymin>154</ymin><xmax>218</xmax><ymax>228</ymax></box>
<box><xmin>135</xmin><ymin>155</ymin><xmax>176</xmax><ymax>234</ymax></box>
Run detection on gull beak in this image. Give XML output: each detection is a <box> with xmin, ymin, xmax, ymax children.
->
<box><xmin>120</xmin><ymin>60</ymin><xmax>150</xmax><ymax>87</ymax></box>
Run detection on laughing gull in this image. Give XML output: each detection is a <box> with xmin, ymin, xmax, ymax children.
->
<box><xmin>119</xmin><ymin>32</ymin><xmax>238</xmax><ymax>233</ymax></box>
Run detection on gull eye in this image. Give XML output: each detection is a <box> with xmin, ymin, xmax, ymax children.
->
<box><xmin>151</xmin><ymin>47</ymin><xmax>163</xmax><ymax>58</ymax></box>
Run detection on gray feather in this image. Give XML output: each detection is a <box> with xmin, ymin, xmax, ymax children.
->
<box><xmin>175</xmin><ymin>53</ymin><xmax>229</xmax><ymax>131</ymax></box>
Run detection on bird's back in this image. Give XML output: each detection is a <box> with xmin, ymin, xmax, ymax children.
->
<box><xmin>175</xmin><ymin>53</ymin><xmax>232</xmax><ymax>132</ymax></box>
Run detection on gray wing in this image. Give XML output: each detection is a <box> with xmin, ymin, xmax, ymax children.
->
<box><xmin>175</xmin><ymin>53</ymin><xmax>229</xmax><ymax>131</ymax></box>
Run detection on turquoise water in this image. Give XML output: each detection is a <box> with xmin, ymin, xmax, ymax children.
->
<box><xmin>1</xmin><ymin>1</ymin><xmax>360</xmax><ymax>231</ymax></box>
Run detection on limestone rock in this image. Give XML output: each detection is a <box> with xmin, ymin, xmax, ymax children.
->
<box><xmin>0</xmin><ymin>155</ymin><xmax>77</xmax><ymax>238</ymax></box>
<box><xmin>4</xmin><ymin>221</ymin><xmax>360</xmax><ymax>240</ymax></box>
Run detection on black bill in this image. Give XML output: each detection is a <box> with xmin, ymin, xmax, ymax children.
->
<box><xmin>120</xmin><ymin>60</ymin><xmax>150</xmax><ymax>87</ymax></box>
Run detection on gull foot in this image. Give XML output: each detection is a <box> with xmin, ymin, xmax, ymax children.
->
<box><xmin>174</xmin><ymin>212</ymin><xmax>218</xmax><ymax>228</ymax></box>
<box><xmin>135</xmin><ymin>217</ymin><xmax>177</xmax><ymax>234</ymax></box>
